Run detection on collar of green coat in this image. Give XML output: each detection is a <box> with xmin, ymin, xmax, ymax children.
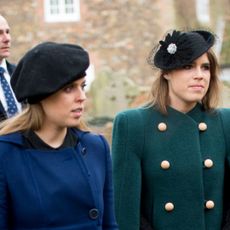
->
<box><xmin>167</xmin><ymin>103</ymin><xmax>213</xmax><ymax>123</ymax></box>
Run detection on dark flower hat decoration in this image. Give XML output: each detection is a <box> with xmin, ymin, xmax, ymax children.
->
<box><xmin>148</xmin><ymin>29</ymin><xmax>215</xmax><ymax>70</ymax></box>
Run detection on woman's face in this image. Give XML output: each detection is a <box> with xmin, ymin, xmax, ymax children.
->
<box><xmin>40</xmin><ymin>77</ymin><xmax>87</xmax><ymax>129</ymax></box>
<box><xmin>165</xmin><ymin>53</ymin><xmax>211</xmax><ymax>112</ymax></box>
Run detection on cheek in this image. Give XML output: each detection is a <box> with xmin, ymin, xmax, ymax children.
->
<box><xmin>169</xmin><ymin>77</ymin><xmax>185</xmax><ymax>91</ymax></box>
<box><xmin>42</xmin><ymin>100</ymin><xmax>65</xmax><ymax>117</ymax></box>
<box><xmin>206</xmin><ymin>78</ymin><xmax>211</xmax><ymax>91</ymax></box>
<box><xmin>204</xmin><ymin>73</ymin><xmax>211</xmax><ymax>86</ymax></box>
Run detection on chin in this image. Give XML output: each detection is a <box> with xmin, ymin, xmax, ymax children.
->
<box><xmin>189</xmin><ymin>98</ymin><xmax>202</xmax><ymax>103</ymax></box>
<box><xmin>190</xmin><ymin>94</ymin><xmax>205</xmax><ymax>102</ymax></box>
<box><xmin>3</xmin><ymin>53</ymin><xmax>10</xmax><ymax>58</ymax></box>
<box><xmin>67</xmin><ymin>120</ymin><xmax>81</xmax><ymax>127</ymax></box>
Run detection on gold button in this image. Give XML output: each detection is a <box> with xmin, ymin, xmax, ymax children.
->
<box><xmin>158</xmin><ymin>122</ymin><xmax>167</xmax><ymax>131</ymax></box>
<box><xmin>161</xmin><ymin>160</ymin><xmax>170</xmax><ymax>169</ymax></box>
<box><xmin>198</xmin><ymin>122</ymin><xmax>207</xmax><ymax>131</ymax></box>
<box><xmin>204</xmin><ymin>159</ymin><xmax>213</xmax><ymax>168</ymax></box>
<box><xmin>205</xmin><ymin>200</ymin><xmax>215</xmax><ymax>209</ymax></box>
<box><xmin>165</xmin><ymin>202</ymin><xmax>174</xmax><ymax>212</ymax></box>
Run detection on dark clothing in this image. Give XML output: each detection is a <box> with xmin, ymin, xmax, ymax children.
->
<box><xmin>22</xmin><ymin>128</ymin><xmax>78</xmax><ymax>150</ymax></box>
<box><xmin>0</xmin><ymin>128</ymin><xmax>118</xmax><ymax>230</ymax></box>
<box><xmin>112</xmin><ymin>103</ymin><xmax>230</xmax><ymax>230</ymax></box>
<box><xmin>0</xmin><ymin>61</ymin><xmax>16</xmax><ymax>120</ymax></box>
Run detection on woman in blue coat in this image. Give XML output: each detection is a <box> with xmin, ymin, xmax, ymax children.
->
<box><xmin>112</xmin><ymin>29</ymin><xmax>230</xmax><ymax>229</ymax></box>
<box><xmin>0</xmin><ymin>42</ymin><xmax>118</xmax><ymax>230</ymax></box>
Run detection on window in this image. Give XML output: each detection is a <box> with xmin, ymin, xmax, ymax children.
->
<box><xmin>44</xmin><ymin>0</ymin><xmax>80</xmax><ymax>22</ymax></box>
<box><xmin>196</xmin><ymin>0</ymin><xmax>210</xmax><ymax>24</ymax></box>
<box><xmin>85</xmin><ymin>65</ymin><xmax>95</xmax><ymax>91</ymax></box>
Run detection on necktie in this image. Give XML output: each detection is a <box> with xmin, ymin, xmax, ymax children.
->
<box><xmin>0</xmin><ymin>67</ymin><xmax>18</xmax><ymax>117</ymax></box>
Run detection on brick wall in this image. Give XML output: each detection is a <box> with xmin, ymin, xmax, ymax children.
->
<box><xmin>1</xmin><ymin>0</ymin><xmax>175</xmax><ymax>85</ymax></box>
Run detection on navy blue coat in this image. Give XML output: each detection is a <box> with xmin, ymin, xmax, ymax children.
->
<box><xmin>0</xmin><ymin>129</ymin><xmax>118</xmax><ymax>230</ymax></box>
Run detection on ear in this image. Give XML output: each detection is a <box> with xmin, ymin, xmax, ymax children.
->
<box><xmin>163</xmin><ymin>73</ymin><xmax>170</xmax><ymax>80</ymax></box>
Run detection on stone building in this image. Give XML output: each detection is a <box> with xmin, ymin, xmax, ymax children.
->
<box><xmin>1</xmin><ymin>0</ymin><xmax>229</xmax><ymax>120</ymax></box>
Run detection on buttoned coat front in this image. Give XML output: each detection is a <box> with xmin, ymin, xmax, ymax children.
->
<box><xmin>0</xmin><ymin>129</ymin><xmax>118</xmax><ymax>230</ymax></box>
<box><xmin>112</xmin><ymin>104</ymin><xmax>230</xmax><ymax>230</ymax></box>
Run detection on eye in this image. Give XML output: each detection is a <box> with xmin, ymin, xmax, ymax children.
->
<box><xmin>81</xmin><ymin>83</ymin><xmax>87</xmax><ymax>91</ymax></box>
<box><xmin>202</xmin><ymin>64</ymin><xmax>210</xmax><ymax>71</ymax></box>
<box><xmin>63</xmin><ymin>84</ymin><xmax>74</xmax><ymax>93</ymax></box>
<box><xmin>182</xmin><ymin>64</ymin><xmax>193</xmax><ymax>70</ymax></box>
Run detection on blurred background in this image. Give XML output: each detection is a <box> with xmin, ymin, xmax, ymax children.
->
<box><xmin>1</xmin><ymin>0</ymin><xmax>230</xmax><ymax>141</ymax></box>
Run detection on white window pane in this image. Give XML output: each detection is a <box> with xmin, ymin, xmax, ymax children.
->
<box><xmin>44</xmin><ymin>0</ymin><xmax>80</xmax><ymax>22</ymax></box>
<box><xmin>65</xmin><ymin>0</ymin><xmax>74</xmax><ymax>4</ymax></box>
<box><xmin>196</xmin><ymin>0</ymin><xmax>210</xmax><ymax>23</ymax></box>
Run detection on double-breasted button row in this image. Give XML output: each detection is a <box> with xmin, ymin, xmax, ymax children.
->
<box><xmin>164</xmin><ymin>200</ymin><xmax>215</xmax><ymax>212</ymax></box>
<box><xmin>158</xmin><ymin>121</ymin><xmax>212</xmax><ymax>213</ymax></box>
<box><xmin>160</xmin><ymin>159</ymin><xmax>214</xmax><ymax>170</ymax></box>
<box><xmin>157</xmin><ymin>122</ymin><xmax>208</xmax><ymax>132</ymax></box>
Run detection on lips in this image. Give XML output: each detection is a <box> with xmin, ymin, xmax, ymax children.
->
<box><xmin>189</xmin><ymin>85</ymin><xmax>204</xmax><ymax>89</ymax></box>
<box><xmin>1</xmin><ymin>47</ymin><xmax>10</xmax><ymax>52</ymax></box>
<box><xmin>1</xmin><ymin>45</ymin><xmax>10</xmax><ymax>49</ymax></box>
<box><xmin>71</xmin><ymin>108</ymin><xmax>83</xmax><ymax>118</ymax></box>
<box><xmin>72</xmin><ymin>108</ymin><xmax>83</xmax><ymax>112</ymax></box>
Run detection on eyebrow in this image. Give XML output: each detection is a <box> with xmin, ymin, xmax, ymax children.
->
<box><xmin>69</xmin><ymin>79</ymin><xmax>86</xmax><ymax>87</ymax></box>
<box><xmin>191</xmin><ymin>60</ymin><xmax>210</xmax><ymax>65</ymax></box>
<box><xmin>202</xmin><ymin>62</ymin><xmax>210</xmax><ymax>65</ymax></box>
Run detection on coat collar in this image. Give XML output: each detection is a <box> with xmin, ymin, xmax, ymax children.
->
<box><xmin>0</xmin><ymin>128</ymin><xmax>90</xmax><ymax>147</ymax></box>
<box><xmin>167</xmin><ymin>103</ymin><xmax>209</xmax><ymax>122</ymax></box>
<box><xmin>0</xmin><ymin>132</ymin><xmax>23</xmax><ymax>146</ymax></box>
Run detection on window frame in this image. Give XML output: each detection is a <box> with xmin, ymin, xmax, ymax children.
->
<box><xmin>44</xmin><ymin>0</ymin><xmax>81</xmax><ymax>23</ymax></box>
<box><xmin>195</xmin><ymin>0</ymin><xmax>210</xmax><ymax>24</ymax></box>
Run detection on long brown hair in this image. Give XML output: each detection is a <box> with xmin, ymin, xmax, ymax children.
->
<box><xmin>148</xmin><ymin>49</ymin><xmax>221</xmax><ymax>114</ymax></box>
<box><xmin>0</xmin><ymin>104</ymin><xmax>88</xmax><ymax>136</ymax></box>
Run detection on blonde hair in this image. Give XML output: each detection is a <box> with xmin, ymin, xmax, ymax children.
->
<box><xmin>149</xmin><ymin>49</ymin><xmax>221</xmax><ymax>114</ymax></box>
<box><xmin>0</xmin><ymin>104</ymin><xmax>88</xmax><ymax>136</ymax></box>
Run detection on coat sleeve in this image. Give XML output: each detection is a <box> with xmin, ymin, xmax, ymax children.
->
<box><xmin>99</xmin><ymin>135</ymin><xmax>119</xmax><ymax>230</ymax></box>
<box><xmin>0</xmin><ymin>154</ymin><xmax>9</xmax><ymax>229</ymax></box>
<box><xmin>112</xmin><ymin>110</ymin><xmax>144</xmax><ymax>230</ymax></box>
<box><xmin>219</xmin><ymin>108</ymin><xmax>230</xmax><ymax>229</ymax></box>
<box><xmin>220</xmin><ymin>108</ymin><xmax>230</xmax><ymax>165</ymax></box>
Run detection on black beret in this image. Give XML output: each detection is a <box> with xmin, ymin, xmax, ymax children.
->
<box><xmin>148</xmin><ymin>30</ymin><xmax>215</xmax><ymax>70</ymax></box>
<box><xmin>11</xmin><ymin>42</ymin><xmax>89</xmax><ymax>104</ymax></box>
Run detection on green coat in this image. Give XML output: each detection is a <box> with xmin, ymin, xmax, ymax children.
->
<box><xmin>112</xmin><ymin>103</ymin><xmax>230</xmax><ymax>230</ymax></box>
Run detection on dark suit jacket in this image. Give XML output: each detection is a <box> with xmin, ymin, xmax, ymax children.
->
<box><xmin>0</xmin><ymin>61</ymin><xmax>16</xmax><ymax>120</ymax></box>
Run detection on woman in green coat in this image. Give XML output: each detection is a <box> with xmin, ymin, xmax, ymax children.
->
<box><xmin>112</xmin><ymin>29</ymin><xmax>230</xmax><ymax>230</ymax></box>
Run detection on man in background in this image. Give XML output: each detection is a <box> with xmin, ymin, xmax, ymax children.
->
<box><xmin>0</xmin><ymin>14</ymin><xmax>21</xmax><ymax>120</ymax></box>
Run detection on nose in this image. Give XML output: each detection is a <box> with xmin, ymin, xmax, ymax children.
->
<box><xmin>194</xmin><ymin>67</ymin><xmax>204</xmax><ymax>79</ymax></box>
<box><xmin>2</xmin><ymin>32</ymin><xmax>11</xmax><ymax>43</ymax></box>
<box><xmin>76</xmin><ymin>88</ymin><xmax>86</xmax><ymax>103</ymax></box>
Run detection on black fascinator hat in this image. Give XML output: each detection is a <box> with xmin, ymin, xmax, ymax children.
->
<box><xmin>148</xmin><ymin>29</ymin><xmax>215</xmax><ymax>70</ymax></box>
